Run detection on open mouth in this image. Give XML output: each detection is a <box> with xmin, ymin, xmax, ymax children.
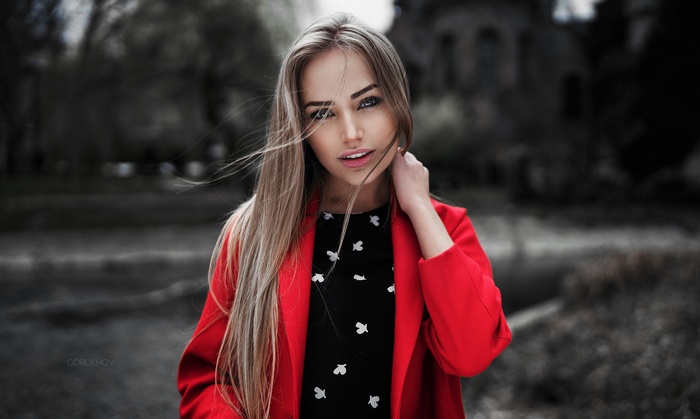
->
<box><xmin>342</xmin><ymin>151</ymin><xmax>371</xmax><ymax>160</ymax></box>
<box><xmin>339</xmin><ymin>149</ymin><xmax>374</xmax><ymax>168</ymax></box>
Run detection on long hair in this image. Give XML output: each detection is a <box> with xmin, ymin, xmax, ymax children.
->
<box><xmin>211</xmin><ymin>12</ymin><xmax>412</xmax><ymax>418</ymax></box>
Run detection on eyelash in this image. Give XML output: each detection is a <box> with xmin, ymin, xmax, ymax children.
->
<box><xmin>359</xmin><ymin>96</ymin><xmax>381</xmax><ymax>109</ymax></box>
<box><xmin>308</xmin><ymin>96</ymin><xmax>382</xmax><ymax>121</ymax></box>
<box><xmin>309</xmin><ymin>108</ymin><xmax>333</xmax><ymax>120</ymax></box>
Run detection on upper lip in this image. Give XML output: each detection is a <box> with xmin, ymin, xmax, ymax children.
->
<box><xmin>339</xmin><ymin>148</ymin><xmax>374</xmax><ymax>159</ymax></box>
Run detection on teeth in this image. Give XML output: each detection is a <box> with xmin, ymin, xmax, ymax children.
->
<box><xmin>345</xmin><ymin>151</ymin><xmax>369</xmax><ymax>159</ymax></box>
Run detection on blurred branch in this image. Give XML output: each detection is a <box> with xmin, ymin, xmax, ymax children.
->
<box><xmin>76</xmin><ymin>0</ymin><xmax>106</xmax><ymax>70</ymax></box>
<box><xmin>76</xmin><ymin>0</ymin><xmax>132</xmax><ymax>75</ymax></box>
<box><xmin>0</xmin><ymin>0</ymin><xmax>63</xmax><ymax>175</ymax></box>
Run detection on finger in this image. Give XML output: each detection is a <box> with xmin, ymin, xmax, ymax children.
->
<box><xmin>403</xmin><ymin>151</ymin><xmax>421</xmax><ymax>166</ymax></box>
<box><xmin>393</xmin><ymin>148</ymin><xmax>405</xmax><ymax>164</ymax></box>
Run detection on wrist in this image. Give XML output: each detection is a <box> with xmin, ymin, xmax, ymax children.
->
<box><xmin>401</xmin><ymin>197</ymin><xmax>435</xmax><ymax>219</ymax></box>
<box><xmin>401</xmin><ymin>198</ymin><xmax>453</xmax><ymax>259</ymax></box>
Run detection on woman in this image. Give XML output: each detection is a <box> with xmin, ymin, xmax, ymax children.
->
<box><xmin>178</xmin><ymin>12</ymin><xmax>511</xmax><ymax>419</ymax></box>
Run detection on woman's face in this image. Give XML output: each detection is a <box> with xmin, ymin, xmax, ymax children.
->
<box><xmin>300</xmin><ymin>49</ymin><xmax>398</xmax><ymax>195</ymax></box>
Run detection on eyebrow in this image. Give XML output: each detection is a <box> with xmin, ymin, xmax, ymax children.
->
<box><xmin>351</xmin><ymin>83</ymin><xmax>379</xmax><ymax>99</ymax></box>
<box><xmin>303</xmin><ymin>83</ymin><xmax>379</xmax><ymax>109</ymax></box>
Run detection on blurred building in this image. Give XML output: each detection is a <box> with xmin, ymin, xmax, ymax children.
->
<box><xmin>388</xmin><ymin>0</ymin><xmax>590</xmax><ymax>198</ymax></box>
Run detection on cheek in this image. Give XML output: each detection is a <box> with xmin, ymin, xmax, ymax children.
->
<box><xmin>307</xmin><ymin>122</ymin><xmax>335</xmax><ymax>144</ymax></box>
<box><xmin>383</xmin><ymin>144</ymin><xmax>398</xmax><ymax>169</ymax></box>
<box><xmin>307</xmin><ymin>136</ymin><xmax>331</xmax><ymax>162</ymax></box>
<box><xmin>371</xmin><ymin>113</ymin><xmax>398</xmax><ymax>140</ymax></box>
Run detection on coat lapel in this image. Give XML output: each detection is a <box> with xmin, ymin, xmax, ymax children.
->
<box><xmin>277</xmin><ymin>203</ymin><xmax>317</xmax><ymax>412</ymax></box>
<box><xmin>390</xmin><ymin>207</ymin><xmax>425</xmax><ymax>417</ymax></box>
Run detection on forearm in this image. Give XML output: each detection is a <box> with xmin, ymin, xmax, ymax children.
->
<box><xmin>391</xmin><ymin>149</ymin><xmax>455</xmax><ymax>259</ymax></box>
<box><xmin>403</xmin><ymin>202</ymin><xmax>453</xmax><ymax>260</ymax></box>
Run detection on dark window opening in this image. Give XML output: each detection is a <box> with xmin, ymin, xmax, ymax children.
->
<box><xmin>477</xmin><ymin>28</ymin><xmax>500</xmax><ymax>93</ymax></box>
<box><xmin>440</xmin><ymin>34</ymin><xmax>457</xmax><ymax>89</ymax></box>
<box><xmin>517</xmin><ymin>32</ymin><xmax>533</xmax><ymax>86</ymax></box>
<box><xmin>561</xmin><ymin>73</ymin><xmax>583</xmax><ymax>120</ymax></box>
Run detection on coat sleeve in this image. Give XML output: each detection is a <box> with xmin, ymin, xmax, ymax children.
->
<box><xmin>418</xmin><ymin>204</ymin><xmax>512</xmax><ymax>377</ymax></box>
<box><xmin>177</xmin><ymin>241</ymin><xmax>243</xmax><ymax>419</ymax></box>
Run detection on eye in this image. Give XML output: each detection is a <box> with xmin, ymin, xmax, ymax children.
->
<box><xmin>358</xmin><ymin>96</ymin><xmax>381</xmax><ymax>109</ymax></box>
<box><xmin>309</xmin><ymin>108</ymin><xmax>334</xmax><ymax>120</ymax></box>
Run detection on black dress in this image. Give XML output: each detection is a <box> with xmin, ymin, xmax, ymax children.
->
<box><xmin>300</xmin><ymin>204</ymin><xmax>395</xmax><ymax>418</ymax></box>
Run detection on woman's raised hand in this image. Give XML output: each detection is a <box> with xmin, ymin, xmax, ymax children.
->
<box><xmin>391</xmin><ymin>147</ymin><xmax>453</xmax><ymax>258</ymax></box>
<box><xmin>391</xmin><ymin>148</ymin><xmax>432</xmax><ymax>217</ymax></box>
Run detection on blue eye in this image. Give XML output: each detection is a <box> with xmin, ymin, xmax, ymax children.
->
<box><xmin>359</xmin><ymin>96</ymin><xmax>381</xmax><ymax>109</ymax></box>
<box><xmin>309</xmin><ymin>108</ymin><xmax>333</xmax><ymax>120</ymax></box>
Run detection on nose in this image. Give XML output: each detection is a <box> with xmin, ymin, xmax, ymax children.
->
<box><xmin>340</xmin><ymin>112</ymin><xmax>363</xmax><ymax>142</ymax></box>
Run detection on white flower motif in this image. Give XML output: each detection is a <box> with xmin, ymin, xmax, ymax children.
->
<box><xmin>369</xmin><ymin>215</ymin><xmax>380</xmax><ymax>226</ymax></box>
<box><xmin>323</xmin><ymin>212</ymin><xmax>334</xmax><ymax>220</ymax></box>
<box><xmin>353</xmin><ymin>274</ymin><xmax>366</xmax><ymax>281</ymax></box>
<box><xmin>353</xmin><ymin>241</ymin><xmax>364</xmax><ymax>251</ymax></box>
<box><xmin>387</xmin><ymin>284</ymin><xmax>395</xmax><ymax>293</ymax></box>
<box><xmin>355</xmin><ymin>322</ymin><xmax>368</xmax><ymax>334</ymax></box>
<box><xmin>368</xmin><ymin>395</ymin><xmax>380</xmax><ymax>408</ymax></box>
<box><xmin>326</xmin><ymin>250</ymin><xmax>339</xmax><ymax>262</ymax></box>
<box><xmin>314</xmin><ymin>387</ymin><xmax>326</xmax><ymax>399</ymax></box>
<box><xmin>333</xmin><ymin>364</ymin><xmax>347</xmax><ymax>375</ymax></box>
<box><xmin>312</xmin><ymin>273</ymin><xmax>325</xmax><ymax>283</ymax></box>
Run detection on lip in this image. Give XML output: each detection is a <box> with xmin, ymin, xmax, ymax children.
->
<box><xmin>339</xmin><ymin>148</ymin><xmax>374</xmax><ymax>168</ymax></box>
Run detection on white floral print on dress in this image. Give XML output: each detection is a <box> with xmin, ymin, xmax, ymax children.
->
<box><xmin>355</xmin><ymin>322</ymin><xmax>368</xmax><ymax>334</ymax></box>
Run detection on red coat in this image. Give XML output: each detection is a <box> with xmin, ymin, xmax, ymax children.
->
<box><xmin>178</xmin><ymin>199</ymin><xmax>512</xmax><ymax>418</ymax></box>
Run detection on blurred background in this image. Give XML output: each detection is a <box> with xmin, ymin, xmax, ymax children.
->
<box><xmin>1</xmin><ymin>0</ymin><xmax>699</xmax><ymax>417</ymax></box>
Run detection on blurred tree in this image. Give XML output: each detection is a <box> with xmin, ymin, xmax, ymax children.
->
<box><xmin>0</xmin><ymin>0</ymin><xmax>63</xmax><ymax>175</ymax></box>
<box><xmin>116</xmin><ymin>0</ymin><xmax>278</xmax><ymax>181</ymax></box>
<box><xmin>44</xmin><ymin>0</ymin><xmax>135</xmax><ymax>174</ymax></box>
<box><xmin>588</xmin><ymin>0</ymin><xmax>700</xmax><ymax>184</ymax></box>
<box><xmin>40</xmin><ymin>0</ymin><xmax>278</xmax><ymax>177</ymax></box>
<box><xmin>258</xmin><ymin>0</ymin><xmax>302</xmax><ymax>53</ymax></box>
<box><xmin>618</xmin><ymin>0</ymin><xmax>700</xmax><ymax>183</ymax></box>
<box><xmin>76</xmin><ymin>0</ymin><xmax>131</xmax><ymax>72</ymax></box>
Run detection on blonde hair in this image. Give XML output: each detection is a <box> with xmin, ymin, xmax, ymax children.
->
<box><xmin>211</xmin><ymin>13</ymin><xmax>412</xmax><ymax>418</ymax></box>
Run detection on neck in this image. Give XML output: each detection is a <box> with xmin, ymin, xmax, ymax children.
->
<box><xmin>320</xmin><ymin>174</ymin><xmax>390</xmax><ymax>214</ymax></box>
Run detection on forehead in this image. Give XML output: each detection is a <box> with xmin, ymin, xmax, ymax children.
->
<box><xmin>300</xmin><ymin>50</ymin><xmax>377</xmax><ymax>100</ymax></box>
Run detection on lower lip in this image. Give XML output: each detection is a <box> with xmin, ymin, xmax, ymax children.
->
<box><xmin>340</xmin><ymin>152</ymin><xmax>374</xmax><ymax>168</ymax></box>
